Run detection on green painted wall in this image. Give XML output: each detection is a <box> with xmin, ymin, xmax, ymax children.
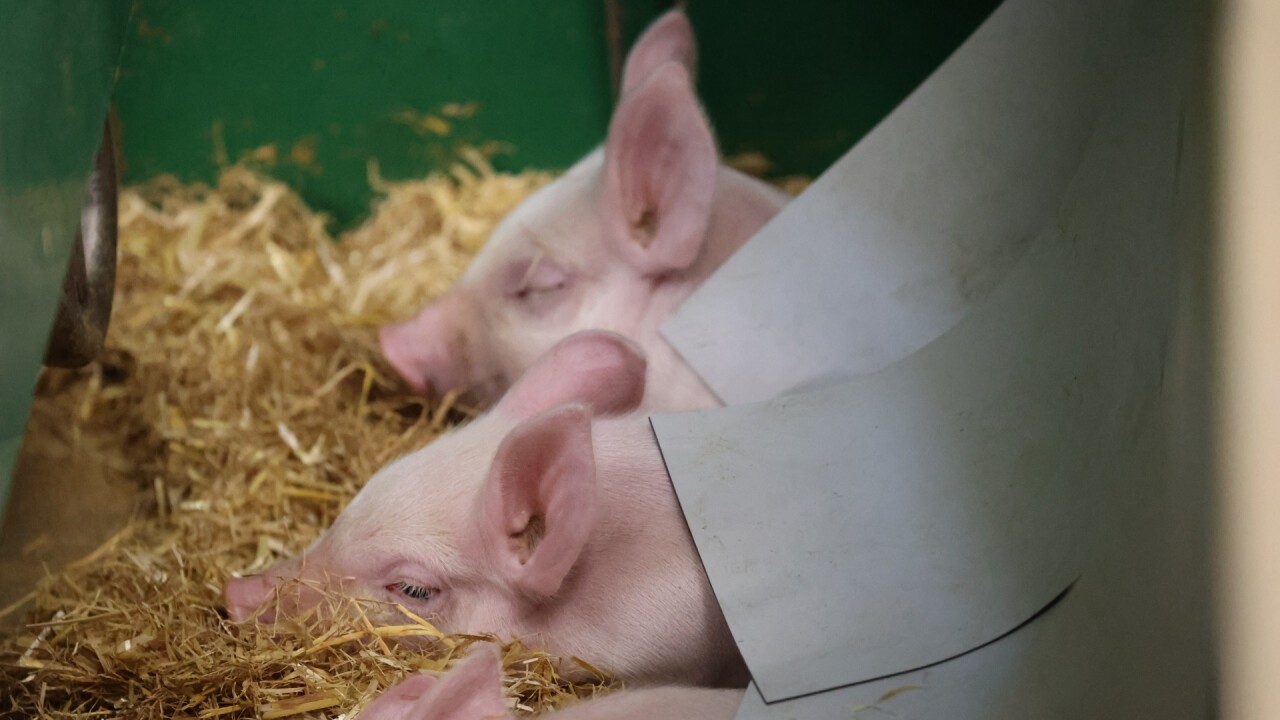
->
<box><xmin>0</xmin><ymin>0</ymin><xmax>132</xmax><ymax>512</ymax></box>
<box><xmin>1</xmin><ymin>0</ymin><xmax>1004</xmax><ymax>513</ymax></box>
<box><xmin>114</xmin><ymin>1</ymin><xmax>632</xmax><ymax>227</ymax></box>
<box><xmin>683</xmin><ymin>0</ymin><xmax>1003</xmax><ymax>178</ymax></box>
<box><xmin>115</xmin><ymin>0</ymin><xmax>1001</xmax><ymax>227</ymax></box>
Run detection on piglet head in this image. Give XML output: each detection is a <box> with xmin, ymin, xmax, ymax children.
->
<box><xmin>358</xmin><ymin>644</ymin><xmax>509</xmax><ymax>720</ymax></box>
<box><xmin>223</xmin><ymin>331</ymin><xmax>646</xmax><ymax>633</ymax></box>
<box><xmin>379</xmin><ymin>10</ymin><xmax>720</xmax><ymax>408</ymax></box>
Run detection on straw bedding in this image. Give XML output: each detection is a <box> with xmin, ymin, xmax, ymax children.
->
<box><xmin>0</xmin><ymin>150</ymin><xmax>807</xmax><ymax>719</ymax></box>
<box><xmin>0</xmin><ymin>153</ymin><xmax>619</xmax><ymax>719</ymax></box>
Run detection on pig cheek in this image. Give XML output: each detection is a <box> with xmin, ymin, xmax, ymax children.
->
<box><xmin>459</xmin><ymin>310</ymin><xmax>522</xmax><ymax>403</ymax></box>
<box><xmin>448</xmin><ymin>539</ymin><xmax>529</xmax><ymax>639</ymax></box>
<box><xmin>444</xmin><ymin>588</ymin><xmax>522</xmax><ymax>642</ymax></box>
<box><xmin>403</xmin><ymin>319</ymin><xmax>472</xmax><ymax>399</ymax></box>
<box><xmin>424</xmin><ymin>290</ymin><xmax>512</xmax><ymax>404</ymax></box>
<box><xmin>487</xmin><ymin>287</ymin><xmax>593</xmax><ymax>386</ymax></box>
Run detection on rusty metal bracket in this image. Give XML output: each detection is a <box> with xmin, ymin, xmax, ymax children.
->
<box><xmin>43</xmin><ymin>118</ymin><xmax>119</xmax><ymax>369</ymax></box>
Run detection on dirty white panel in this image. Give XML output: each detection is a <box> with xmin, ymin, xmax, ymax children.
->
<box><xmin>657</xmin><ymin>215</ymin><xmax>1104</xmax><ymax>700</ymax></box>
<box><xmin>662</xmin><ymin>0</ymin><xmax>1135</xmax><ymax>406</ymax></box>
<box><xmin>653</xmin><ymin>0</ymin><xmax>1212</xmax><ymax>713</ymax></box>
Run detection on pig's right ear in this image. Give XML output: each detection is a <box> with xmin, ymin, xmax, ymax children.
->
<box><xmin>420</xmin><ymin>645</ymin><xmax>508</xmax><ymax>720</ymax></box>
<box><xmin>601</xmin><ymin>61</ymin><xmax>717</xmax><ymax>277</ymax></box>
<box><xmin>357</xmin><ymin>674</ymin><xmax>438</xmax><ymax>720</ymax></box>
<box><xmin>483</xmin><ymin>405</ymin><xmax>597</xmax><ymax>598</ymax></box>
<box><xmin>495</xmin><ymin>331</ymin><xmax>646</xmax><ymax>421</ymax></box>
<box><xmin>621</xmin><ymin>9</ymin><xmax>697</xmax><ymax>96</ymax></box>
<box><xmin>360</xmin><ymin>645</ymin><xmax>508</xmax><ymax>720</ymax></box>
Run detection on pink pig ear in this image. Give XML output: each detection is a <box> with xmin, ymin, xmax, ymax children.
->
<box><xmin>358</xmin><ymin>674</ymin><xmax>439</xmax><ymax>720</ymax></box>
<box><xmin>420</xmin><ymin>645</ymin><xmax>508</xmax><ymax>720</ymax></box>
<box><xmin>483</xmin><ymin>405</ymin><xmax>597</xmax><ymax>598</ymax></box>
<box><xmin>361</xmin><ymin>645</ymin><xmax>508</xmax><ymax>720</ymax></box>
<box><xmin>621</xmin><ymin>9</ymin><xmax>697</xmax><ymax>96</ymax></box>
<box><xmin>601</xmin><ymin>61</ymin><xmax>718</xmax><ymax>276</ymax></box>
<box><xmin>495</xmin><ymin>331</ymin><xmax>646</xmax><ymax>421</ymax></box>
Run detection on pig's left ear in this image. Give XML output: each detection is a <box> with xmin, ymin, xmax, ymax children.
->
<box><xmin>620</xmin><ymin>9</ymin><xmax>698</xmax><ymax>96</ymax></box>
<box><xmin>601</xmin><ymin>61</ymin><xmax>718</xmax><ymax>276</ymax></box>
<box><xmin>483</xmin><ymin>405</ymin><xmax>597</xmax><ymax>598</ymax></box>
<box><xmin>495</xmin><ymin>330</ymin><xmax>646</xmax><ymax>421</ymax></box>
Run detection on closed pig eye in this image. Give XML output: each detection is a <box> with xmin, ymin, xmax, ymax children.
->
<box><xmin>387</xmin><ymin>580</ymin><xmax>436</xmax><ymax>603</ymax></box>
<box><xmin>507</xmin><ymin>251</ymin><xmax>569</xmax><ymax>301</ymax></box>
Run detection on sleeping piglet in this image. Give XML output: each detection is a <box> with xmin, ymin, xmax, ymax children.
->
<box><xmin>223</xmin><ymin>331</ymin><xmax>745</xmax><ymax>687</ymax></box>
<box><xmin>379</xmin><ymin>10</ymin><xmax>790</xmax><ymax>412</ymax></box>
<box><xmin>356</xmin><ymin>644</ymin><xmax>742</xmax><ymax>720</ymax></box>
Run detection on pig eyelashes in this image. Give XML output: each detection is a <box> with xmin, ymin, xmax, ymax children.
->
<box><xmin>387</xmin><ymin>580</ymin><xmax>438</xmax><ymax>604</ymax></box>
<box><xmin>506</xmin><ymin>252</ymin><xmax>571</xmax><ymax>302</ymax></box>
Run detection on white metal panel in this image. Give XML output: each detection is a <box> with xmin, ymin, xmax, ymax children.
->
<box><xmin>652</xmin><ymin>0</ymin><xmax>1212</xmax><ymax>713</ymax></box>
<box><xmin>662</xmin><ymin>0</ymin><xmax>1134</xmax><ymax>406</ymax></box>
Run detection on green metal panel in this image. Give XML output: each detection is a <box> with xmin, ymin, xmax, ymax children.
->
<box><xmin>684</xmin><ymin>0</ymin><xmax>1004</xmax><ymax>178</ymax></box>
<box><xmin>114</xmin><ymin>1</ymin><xmax>622</xmax><ymax>227</ymax></box>
<box><xmin>0</xmin><ymin>1</ymin><xmax>131</xmax><ymax>514</ymax></box>
<box><xmin>115</xmin><ymin>1</ymin><xmax>1001</xmax><ymax>227</ymax></box>
<box><xmin>2</xmin><ymin>0</ymin><xmax>1003</xmax><ymax>513</ymax></box>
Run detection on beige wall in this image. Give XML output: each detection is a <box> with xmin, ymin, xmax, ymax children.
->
<box><xmin>1219</xmin><ymin>0</ymin><xmax>1280</xmax><ymax>717</ymax></box>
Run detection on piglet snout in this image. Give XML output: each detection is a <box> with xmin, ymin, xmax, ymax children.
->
<box><xmin>223</xmin><ymin>575</ymin><xmax>276</xmax><ymax>622</ymax></box>
<box><xmin>379</xmin><ymin>296</ymin><xmax>468</xmax><ymax>396</ymax></box>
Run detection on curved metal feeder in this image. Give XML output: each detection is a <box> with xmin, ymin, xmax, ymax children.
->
<box><xmin>654</xmin><ymin>0</ymin><xmax>1212</xmax><ymax>715</ymax></box>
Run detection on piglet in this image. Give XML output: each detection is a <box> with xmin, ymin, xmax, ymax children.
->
<box><xmin>224</xmin><ymin>331</ymin><xmax>745</xmax><ymax>687</ymax></box>
<box><xmin>379</xmin><ymin>9</ymin><xmax>790</xmax><ymax>411</ymax></box>
<box><xmin>357</xmin><ymin>645</ymin><xmax>742</xmax><ymax>720</ymax></box>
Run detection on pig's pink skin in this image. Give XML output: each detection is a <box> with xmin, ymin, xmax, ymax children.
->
<box><xmin>363</xmin><ymin>645</ymin><xmax>743</xmax><ymax>720</ymax></box>
<box><xmin>225</xmin><ymin>332</ymin><xmax>747</xmax><ymax>687</ymax></box>
<box><xmin>620</xmin><ymin>9</ymin><xmax>698</xmax><ymax>96</ymax></box>
<box><xmin>379</xmin><ymin>10</ymin><xmax>789</xmax><ymax>413</ymax></box>
<box><xmin>540</xmin><ymin>686</ymin><xmax>742</xmax><ymax>720</ymax></box>
<box><xmin>359</xmin><ymin>645</ymin><xmax>508</xmax><ymax>720</ymax></box>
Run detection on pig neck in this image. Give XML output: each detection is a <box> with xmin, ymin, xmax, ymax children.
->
<box><xmin>694</xmin><ymin>165</ymin><xmax>791</xmax><ymax>278</ymax></box>
<box><xmin>539</xmin><ymin>414</ymin><xmax>746</xmax><ymax>686</ymax></box>
<box><xmin>637</xmin><ymin>166</ymin><xmax>791</xmax><ymax>410</ymax></box>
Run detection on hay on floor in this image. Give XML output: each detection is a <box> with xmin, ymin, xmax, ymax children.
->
<box><xmin>0</xmin><ymin>154</ymin><xmax>614</xmax><ymax>719</ymax></box>
<box><xmin>0</xmin><ymin>148</ymin><xmax>805</xmax><ymax>719</ymax></box>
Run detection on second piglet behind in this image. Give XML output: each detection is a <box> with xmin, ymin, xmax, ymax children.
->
<box><xmin>379</xmin><ymin>10</ymin><xmax>790</xmax><ymax>412</ymax></box>
<box><xmin>223</xmin><ymin>331</ymin><xmax>745</xmax><ymax>687</ymax></box>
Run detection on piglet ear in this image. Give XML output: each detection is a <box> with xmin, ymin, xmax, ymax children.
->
<box><xmin>621</xmin><ymin>9</ymin><xmax>697</xmax><ymax>96</ymax></box>
<box><xmin>601</xmin><ymin>61</ymin><xmax>718</xmax><ymax>276</ymax></box>
<box><xmin>483</xmin><ymin>405</ymin><xmax>597</xmax><ymax>598</ymax></box>
<box><xmin>361</xmin><ymin>645</ymin><xmax>508</xmax><ymax>720</ymax></box>
<box><xmin>421</xmin><ymin>645</ymin><xmax>509</xmax><ymax>720</ymax></box>
<box><xmin>358</xmin><ymin>674</ymin><xmax>439</xmax><ymax>720</ymax></box>
<box><xmin>495</xmin><ymin>331</ymin><xmax>646</xmax><ymax>421</ymax></box>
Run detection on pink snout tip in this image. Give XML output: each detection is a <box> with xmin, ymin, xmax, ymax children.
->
<box><xmin>378</xmin><ymin>321</ymin><xmax>431</xmax><ymax>394</ymax></box>
<box><xmin>223</xmin><ymin>575</ymin><xmax>275</xmax><ymax>622</ymax></box>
